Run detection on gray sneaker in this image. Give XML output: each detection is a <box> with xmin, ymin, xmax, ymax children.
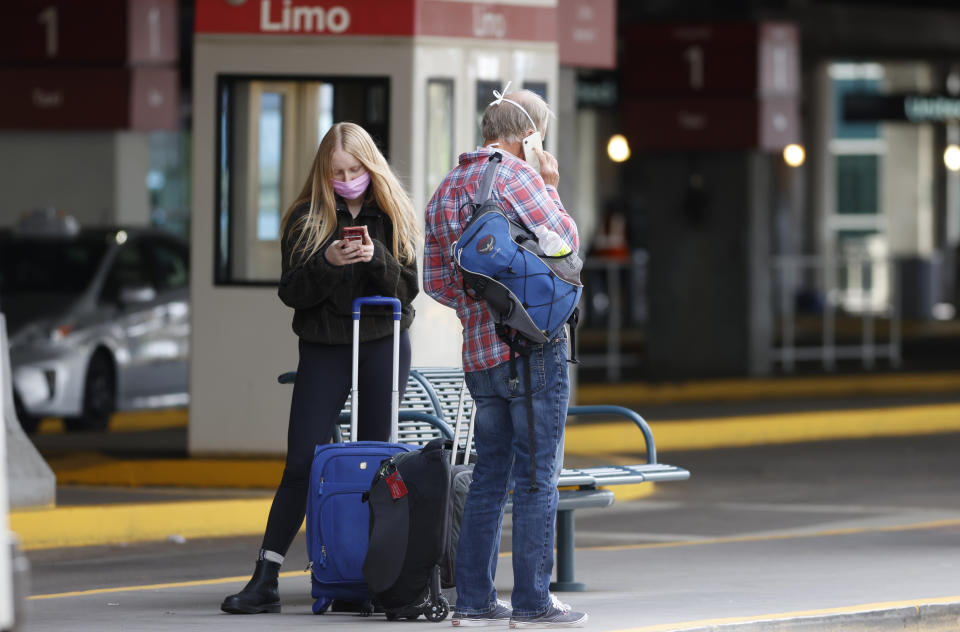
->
<box><xmin>508</xmin><ymin>595</ymin><xmax>588</xmax><ymax>628</ymax></box>
<box><xmin>452</xmin><ymin>599</ymin><xmax>512</xmax><ymax>626</ymax></box>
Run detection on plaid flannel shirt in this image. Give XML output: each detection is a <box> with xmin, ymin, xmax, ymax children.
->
<box><xmin>423</xmin><ymin>148</ymin><xmax>580</xmax><ymax>372</ymax></box>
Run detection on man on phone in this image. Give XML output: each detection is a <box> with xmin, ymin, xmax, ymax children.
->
<box><xmin>423</xmin><ymin>86</ymin><xmax>586</xmax><ymax>628</ymax></box>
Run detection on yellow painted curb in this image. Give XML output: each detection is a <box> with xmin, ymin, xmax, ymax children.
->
<box><xmin>46</xmin><ymin>456</ymin><xmax>284</xmax><ymax>488</ymax></box>
<box><xmin>11</xmin><ymin>486</ymin><xmax>653</xmax><ymax>551</ymax></box>
<box><xmin>576</xmin><ymin>371</ymin><xmax>960</xmax><ymax>406</ymax></box>
<box><xmin>565</xmin><ymin>402</ymin><xmax>960</xmax><ymax>454</ymax></box>
<box><xmin>11</xmin><ymin>498</ymin><xmax>278</xmax><ymax>550</ymax></box>
<box><xmin>37</xmin><ymin>408</ymin><xmax>189</xmax><ymax>435</ymax></box>
<box><xmin>46</xmin><ymin>454</ymin><xmax>661</xmax><ymax>500</ymax></box>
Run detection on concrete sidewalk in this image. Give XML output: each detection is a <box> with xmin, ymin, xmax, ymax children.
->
<box><xmin>22</xmin><ymin>512</ymin><xmax>960</xmax><ymax>631</ymax></box>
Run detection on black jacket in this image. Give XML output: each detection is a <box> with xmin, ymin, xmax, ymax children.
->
<box><xmin>277</xmin><ymin>196</ymin><xmax>418</xmax><ymax>344</ymax></box>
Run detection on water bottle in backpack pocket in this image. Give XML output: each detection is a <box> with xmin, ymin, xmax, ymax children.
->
<box><xmin>534</xmin><ymin>225</ymin><xmax>583</xmax><ymax>285</ymax></box>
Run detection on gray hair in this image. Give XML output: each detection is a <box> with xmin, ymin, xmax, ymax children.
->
<box><xmin>481</xmin><ymin>89</ymin><xmax>553</xmax><ymax>144</ymax></box>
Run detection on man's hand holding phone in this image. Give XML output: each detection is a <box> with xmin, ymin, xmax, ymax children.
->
<box><xmin>532</xmin><ymin>146</ymin><xmax>559</xmax><ymax>188</ymax></box>
<box><xmin>521</xmin><ymin>131</ymin><xmax>558</xmax><ymax>188</ymax></box>
<box><xmin>325</xmin><ymin>225</ymin><xmax>375</xmax><ymax>266</ymax></box>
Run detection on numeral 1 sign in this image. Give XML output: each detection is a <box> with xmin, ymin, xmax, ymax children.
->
<box><xmin>683</xmin><ymin>44</ymin><xmax>704</xmax><ymax>90</ymax></box>
<box><xmin>36</xmin><ymin>6</ymin><xmax>58</xmax><ymax>58</ymax></box>
<box><xmin>0</xmin><ymin>0</ymin><xmax>177</xmax><ymax>64</ymax></box>
<box><xmin>148</xmin><ymin>6</ymin><xmax>161</xmax><ymax>58</ymax></box>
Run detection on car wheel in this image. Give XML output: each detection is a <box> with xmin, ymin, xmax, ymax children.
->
<box><xmin>12</xmin><ymin>391</ymin><xmax>40</xmax><ymax>435</ymax></box>
<box><xmin>64</xmin><ymin>350</ymin><xmax>115</xmax><ymax>432</ymax></box>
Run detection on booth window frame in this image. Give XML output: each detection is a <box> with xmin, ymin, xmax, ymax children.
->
<box><xmin>425</xmin><ymin>78</ymin><xmax>456</xmax><ymax>206</ymax></box>
<box><xmin>213</xmin><ymin>73</ymin><xmax>391</xmax><ymax>287</ymax></box>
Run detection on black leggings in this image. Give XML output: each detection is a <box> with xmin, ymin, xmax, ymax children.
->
<box><xmin>261</xmin><ymin>331</ymin><xmax>411</xmax><ymax>556</ymax></box>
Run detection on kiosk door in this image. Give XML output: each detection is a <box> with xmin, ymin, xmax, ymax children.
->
<box><xmin>214</xmin><ymin>76</ymin><xmax>390</xmax><ymax>285</ymax></box>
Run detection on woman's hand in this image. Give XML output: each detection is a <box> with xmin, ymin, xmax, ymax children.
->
<box><xmin>323</xmin><ymin>226</ymin><xmax>374</xmax><ymax>265</ymax></box>
<box><xmin>324</xmin><ymin>238</ymin><xmax>364</xmax><ymax>266</ymax></box>
<box><xmin>357</xmin><ymin>225</ymin><xmax>375</xmax><ymax>262</ymax></box>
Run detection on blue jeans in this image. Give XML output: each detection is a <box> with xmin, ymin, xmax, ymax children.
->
<box><xmin>455</xmin><ymin>335</ymin><xmax>569</xmax><ymax>617</ymax></box>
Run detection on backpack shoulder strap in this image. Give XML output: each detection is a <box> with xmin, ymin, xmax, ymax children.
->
<box><xmin>473</xmin><ymin>152</ymin><xmax>502</xmax><ymax>206</ymax></box>
<box><xmin>470</xmin><ymin>151</ymin><xmax>536</xmax><ymax>235</ymax></box>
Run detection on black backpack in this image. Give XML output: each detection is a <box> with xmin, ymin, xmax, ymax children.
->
<box><xmin>362</xmin><ymin>438</ymin><xmax>452</xmax><ymax>622</ymax></box>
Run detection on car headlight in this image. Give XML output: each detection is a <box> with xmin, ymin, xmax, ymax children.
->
<box><xmin>49</xmin><ymin>322</ymin><xmax>75</xmax><ymax>344</ymax></box>
<box><xmin>10</xmin><ymin>322</ymin><xmax>74</xmax><ymax>348</ymax></box>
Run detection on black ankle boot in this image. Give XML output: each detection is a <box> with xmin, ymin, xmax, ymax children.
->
<box><xmin>220</xmin><ymin>560</ymin><xmax>281</xmax><ymax>614</ymax></box>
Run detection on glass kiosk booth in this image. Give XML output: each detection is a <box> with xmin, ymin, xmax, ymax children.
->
<box><xmin>190</xmin><ymin>0</ymin><xmax>559</xmax><ymax>455</ymax></box>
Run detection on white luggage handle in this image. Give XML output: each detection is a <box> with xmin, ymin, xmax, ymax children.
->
<box><xmin>351</xmin><ymin>296</ymin><xmax>402</xmax><ymax>443</ymax></box>
<box><xmin>450</xmin><ymin>381</ymin><xmax>476</xmax><ymax>466</ymax></box>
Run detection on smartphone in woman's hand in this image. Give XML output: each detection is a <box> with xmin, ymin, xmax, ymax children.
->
<box><xmin>342</xmin><ymin>226</ymin><xmax>364</xmax><ymax>243</ymax></box>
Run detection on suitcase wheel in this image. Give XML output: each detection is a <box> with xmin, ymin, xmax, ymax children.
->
<box><xmin>424</xmin><ymin>595</ymin><xmax>450</xmax><ymax>622</ymax></box>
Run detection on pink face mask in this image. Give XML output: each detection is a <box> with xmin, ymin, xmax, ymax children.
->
<box><xmin>332</xmin><ymin>170</ymin><xmax>371</xmax><ymax>200</ymax></box>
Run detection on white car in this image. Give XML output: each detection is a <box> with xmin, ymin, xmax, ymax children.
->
<box><xmin>1</xmin><ymin>211</ymin><xmax>190</xmax><ymax>433</ymax></box>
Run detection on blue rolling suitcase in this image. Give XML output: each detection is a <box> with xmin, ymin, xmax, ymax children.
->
<box><xmin>306</xmin><ymin>296</ymin><xmax>411</xmax><ymax>615</ymax></box>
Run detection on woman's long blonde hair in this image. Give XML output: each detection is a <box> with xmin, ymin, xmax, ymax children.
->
<box><xmin>280</xmin><ymin>122</ymin><xmax>420</xmax><ymax>266</ymax></box>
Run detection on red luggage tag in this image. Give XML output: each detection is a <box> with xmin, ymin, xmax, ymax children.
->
<box><xmin>385</xmin><ymin>471</ymin><xmax>408</xmax><ymax>499</ymax></box>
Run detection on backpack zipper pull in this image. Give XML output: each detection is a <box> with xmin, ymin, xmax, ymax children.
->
<box><xmin>319</xmin><ymin>545</ymin><xmax>328</xmax><ymax>568</ymax></box>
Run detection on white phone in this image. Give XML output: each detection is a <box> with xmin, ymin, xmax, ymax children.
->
<box><xmin>522</xmin><ymin>131</ymin><xmax>543</xmax><ymax>174</ymax></box>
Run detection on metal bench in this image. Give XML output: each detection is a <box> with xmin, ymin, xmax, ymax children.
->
<box><xmin>277</xmin><ymin>368</ymin><xmax>690</xmax><ymax>591</ymax></box>
<box><xmin>277</xmin><ymin>370</ymin><xmax>455</xmax><ymax>443</ymax></box>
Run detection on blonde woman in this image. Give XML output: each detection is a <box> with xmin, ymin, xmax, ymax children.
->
<box><xmin>221</xmin><ymin>122</ymin><xmax>420</xmax><ymax>615</ymax></box>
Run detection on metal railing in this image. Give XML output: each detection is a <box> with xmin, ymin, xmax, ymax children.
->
<box><xmin>576</xmin><ymin>251</ymin><xmax>901</xmax><ymax>378</ymax></box>
<box><xmin>772</xmin><ymin>253</ymin><xmax>901</xmax><ymax>372</ymax></box>
<box><xmin>577</xmin><ymin>253</ymin><xmax>647</xmax><ymax>381</ymax></box>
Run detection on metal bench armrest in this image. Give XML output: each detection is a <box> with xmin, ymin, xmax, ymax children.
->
<box><xmin>568</xmin><ymin>404</ymin><xmax>659</xmax><ymax>464</ymax></box>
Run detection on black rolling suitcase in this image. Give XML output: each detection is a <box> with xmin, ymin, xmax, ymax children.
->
<box><xmin>362</xmin><ymin>437</ymin><xmax>452</xmax><ymax>621</ymax></box>
<box><xmin>361</xmin><ymin>379</ymin><xmax>476</xmax><ymax>621</ymax></box>
<box><xmin>440</xmin><ymin>383</ymin><xmax>476</xmax><ymax>588</ymax></box>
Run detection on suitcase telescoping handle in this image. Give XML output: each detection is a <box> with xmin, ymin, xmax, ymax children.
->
<box><xmin>450</xmin><ymin>381</ymin><xmax>476</xmax><ymax>466</ymax></box>
<box><xmin>351</xmin><ymin>296</ymin><xmax>402</xmax><ymax>443</ymax></box>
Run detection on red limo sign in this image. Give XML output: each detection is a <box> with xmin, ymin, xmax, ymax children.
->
<box><xmin>194</xmin><ymin>0</ymin><xmax>557</xmax><ymax>43</ymax></box>
<box><xmin>195</xmin><ymin>0</ymin><xmax>414</xmax><ymax>36</ymax></box>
